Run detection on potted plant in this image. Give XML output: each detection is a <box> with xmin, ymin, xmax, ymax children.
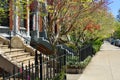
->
<box><xmin>66</xmin><ymin>56</ymin><xmax>82</xmax><ymax>74</ymax></box>
<box><xmin>66</xmin><ymin>56</ymin><xmax>92</xmax><ymax>74</ymax></box>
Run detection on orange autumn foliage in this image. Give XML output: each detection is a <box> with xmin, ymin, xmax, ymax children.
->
<box><xmin>83</xmin><ymin>22</ymin><xmax>100</xmax><ymax>32</ymax></box>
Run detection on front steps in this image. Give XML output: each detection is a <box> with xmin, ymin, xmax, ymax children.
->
<box><xmin>0</xmin><ymin>36</ymin><xmax>35</xmax><ymax>74</ymax></box>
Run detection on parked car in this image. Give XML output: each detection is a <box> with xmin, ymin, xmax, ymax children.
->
<box><xmin>115</xmin><ymin>39</ymin><xmax>120</xmax><ymax>47</ymax></box>
<box><xmin>110</xmin><ymin>38</ymin><xmax>115</xmax><ymax>45</ymax></box>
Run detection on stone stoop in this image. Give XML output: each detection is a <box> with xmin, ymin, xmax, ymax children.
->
<box><xmin>0</xmin><ymin>36</ymin><xmax>35</xmax><ymax>74</ymax></box>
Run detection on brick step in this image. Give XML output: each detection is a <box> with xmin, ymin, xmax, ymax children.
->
<box><xmin>16</xmin><ymin>60</ymin><xmax>34</xmax><ymax>68</ymax></box>
<box><xmin>16</xmin><ymin>57</ymin><xmax>35</xmax><ymax>67</ymax></box>
<box><xmin>0</xmin><ymin>45</ymin><xmax>8</xmax><ymax>49</ymax></box>
<box><xmin>14</xmin><ymin>56</ymin><xmax>34</xmax><ymax>63</ymax></box>
<box><xmin>22</xmin><ymin>60</ymin><xmax>35</xmax><ymax>67</ymax></box>
<box><xmin>9</xmin><ymin>52</ymin><xmax>30</xmax><ymax>59</ymax></box>
<box><xmin>4</xmin><ymin>49</ymin><xmax>25</xmax><ymax>54</ymax></box>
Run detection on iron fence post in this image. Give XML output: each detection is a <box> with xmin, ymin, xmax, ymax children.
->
<box><xmin>2</xmin><ymin>71</ymin><xmax>5</xmax><ymax>80</ymax></box>
<box><xmin>64</xmin><ymin>50</ymin><xmax>66</xmax><ymax>80</ymax></box>
<box><xmin>79</xmin><ymin>47</ymin><xmax>81</xmax><ymax>62</ymax></box>
<box><xmin>25</xmin><ymin>66</ymin><xmax>27</xmax><ymax>80</ymax></box>
<box><xmin>8</xmin><ymin>73</ymin><xmax>10</xmax><ymax>80</ymax></box>
<box><xmin>35</xmin><ymin>50</ymin><xmax>38</xmax><ymax>79</ymax></box>
<box><xmin>13</xmin><ymin>66</ymin><xmax>15</xmax><ymax>80</ymax></box>
<box><xmin>28</xmin><ymin>61</ymin><xmax>30</xmax><ymax>80</ymax></box>
<box><xmin>53</xmin><ymin>59</ymin><xmax>55</xmax><ymax>77</ymax></box>
<box><xmin>39</xmin><ymin>53</ymin><xmax>43</xmax><ymax>80</ymax></box>
<box><xmin>21</xmin><ymin>63</ymin><xmax>24</xmax><ymax>80</ymax></box>
<box><xmin>31</xmin><ymin>63</ymin><xmax>34</xmax><ymax>80</ymax></box>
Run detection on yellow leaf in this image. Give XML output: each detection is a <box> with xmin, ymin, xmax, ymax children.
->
<box><xmin>39</xmin><ymin>0</ymin><xmax>45</xmax><ymax>3</ymax></box>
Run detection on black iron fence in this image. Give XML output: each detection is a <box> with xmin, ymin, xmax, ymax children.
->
<box><xmin>2</xmin><ymin>50</ymin><xmax>66</xmax><ymax>80</ymax></box>
<box><xmin>2</xmin><ymin>44</ymin><xmax>94</xmax><ymax>80</ymax></box>
<box><xmin>79</xmin><ymin>44</ymin><xmax>94</xmax><ymax>61</ymax></box>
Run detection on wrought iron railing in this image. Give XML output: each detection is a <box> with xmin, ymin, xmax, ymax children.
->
<box><xmin>2</xmin><ymin>50</ymin><xmax>67</xmax><ymax>80</ymax></box>
<box><xmin>1</xmin><ymin>26</ymin><xmax>94</xmax><ymax>80</ymax></box>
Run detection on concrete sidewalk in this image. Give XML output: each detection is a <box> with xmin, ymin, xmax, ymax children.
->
<box><xmin>78</xmin><ymin>41</ymin><xmax>120</xmax><ymax>80</ymax></box>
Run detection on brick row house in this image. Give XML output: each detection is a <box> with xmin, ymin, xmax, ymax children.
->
<box><xmin>0</xmin><ymin>0</ymin><xmax>55</xmax><ymax>74</ymax></box>
<box><xmin>0</xmin><ymin>0</ymin><xmax>76</xmax><ymax>75</ymax></box>
<box><xmin>9</xmin><ymin>0</ymin><xmax>57</xmax><ymax>40</ymax></box>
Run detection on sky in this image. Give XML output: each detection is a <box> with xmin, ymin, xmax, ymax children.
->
<box><xmin>108</xmin><ymin>0</ymin><xmax>120</xmax><ymax>18</ymax></box>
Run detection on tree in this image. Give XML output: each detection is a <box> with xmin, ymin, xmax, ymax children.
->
<box><xmin>38</xmin><ymin>0</ymin><xmax>107</xmax><ymax>53</ymax></box>
<box><xmin>2</xmin><ymin>0</ymin><xmax>115</xmax><ymax>54</ymax></box>
<box><xmin>113</xmin><ymin>21</ymin><xmax>120</xmax><ymax>39</ymax></box>
<box><xmin>113</xmin><ymin>8</ymin><xmax>120</xmax><ymax>39</ymax></box>
<box><xmin>117</xmin><ymin>9</ymin><xmax>120</xmax><ymax>22</ymax></box>
<box><xmin>0</xmin><ymin>0</ymin><xmax>9</xmax><ymax>26</ymax></box>
<box><xmin>66</xmin><ymin>0</ymin><xmax>116</xmax><ymax>52</ymax></box>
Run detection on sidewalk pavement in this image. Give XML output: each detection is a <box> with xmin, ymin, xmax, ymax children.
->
<box><xmin>68</xmin><ymin>41</ymin><xmax>120</xmax><ymax>80</ymax></box>
<box><xmin>67</xmin><ymin>74</ymin><xmax>81</xmax><ymax>80</ymax></box>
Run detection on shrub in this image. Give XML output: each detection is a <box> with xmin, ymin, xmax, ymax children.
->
<box><xmin>67</xmin><ymin>56</ymin><xmax>92</xmax><ymax>69</ymax></box>
<box><xmin>67</xmin><ymin>56</ymin><xmax>80</xmax><ymax>68</ymax></box>
<box><xmin>79</xmin><ymin>56</ymin><xmax>92</xmax><ymax>69</ymax></box>
<box><xmin>92</xmin><ymin>39</ymin><xmax>103</xmax><ymax>53</ymax></box>
<box><xmin>53</xmin><ymin>69</ymin><xmax>65</xmax><ymax>80</ymax></box>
